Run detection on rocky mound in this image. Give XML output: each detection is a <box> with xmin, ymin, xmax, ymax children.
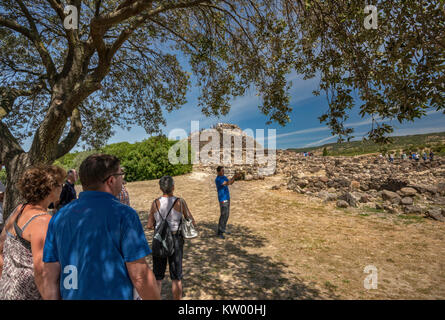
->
<box><xmin>278</xmin><ymin>151</ymin><xmax>445</xmax><ymax>221</ymax></box>
<box><xmin>190</xmin><ymin>123</ymin><xmax>275</xmax><ymax>179</ymax></box>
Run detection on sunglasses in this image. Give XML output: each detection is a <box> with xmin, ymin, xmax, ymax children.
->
<box><xmin>102</xmin><ymin>171</ymin><xmax>126</xmax><ymax>183</ymax></box>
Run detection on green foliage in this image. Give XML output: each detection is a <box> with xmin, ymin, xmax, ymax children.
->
<box><xmin>0</xmin><ymin>167</ymin><xmax>6</xmax><ymax>185</ymax></box>
<box><xmin>322</xmin><ymin>147</ymin><xmax>328</xmax><ymax>157</ymax></box>
<box><xmin>289</xmin><ymin>0</ymin><xmax>444</xmax><ymax>143</ymax></box>
<box><xmin>55</xmin><ymin>137</ymin><xmax>193</xmax><ymax>183</ymax></box>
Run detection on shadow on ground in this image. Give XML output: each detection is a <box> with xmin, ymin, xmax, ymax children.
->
<box><xmin>139</xmin><ymin>211</ymin><xmax>333</xmax><ymax>300</ymax></box>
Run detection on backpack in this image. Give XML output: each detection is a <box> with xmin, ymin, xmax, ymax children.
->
<box><xmin>151</xmin><ymin>197</ymin><xmax>179</xmax><ymax>258</ymax></box>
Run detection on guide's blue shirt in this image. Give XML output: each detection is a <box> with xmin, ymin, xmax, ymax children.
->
<box><xmin>43</xmin><ymin>191</ymin><xmax>151</xmax><ymax>300</ymax></box>
<box><xmin>215</xmin><ymin>175</ymin><xmax>230</xmax><ymax>202</ymax></box>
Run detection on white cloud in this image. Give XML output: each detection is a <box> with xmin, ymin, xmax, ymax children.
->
<box><xmin>303</xmin><ymin>135</ymin><xmax>338</xmax><ymax>147</ymax></box>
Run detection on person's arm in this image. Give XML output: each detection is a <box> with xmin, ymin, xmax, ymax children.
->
<box><xmin>146</xmin><ymin>201</ymin><xmax>157</xmax><ymax>230</ymax></box>
<box><xmin>29</xmin><ymin>215</ymin><xmax>53</xmax><ymax>298</ymax></box>
<box><xmin>126</xmin><ymin>257</ymin><xmax>160</xmax><ymax>300</ymax></box>
<box><xmin>41</xmin><ymin>213</ymin><xmax>61</xmax><ymax>299</ymax></box>
<box><xmin>41</xmin><ymin>262</ymin><xmax>61</xmax><ymax>300</ymax></box>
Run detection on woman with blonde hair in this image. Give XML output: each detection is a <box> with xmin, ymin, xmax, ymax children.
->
<box><xmin>0</xmin><ymin>165</ymin><xmax>66</xmax><ymax>299</ymax></box>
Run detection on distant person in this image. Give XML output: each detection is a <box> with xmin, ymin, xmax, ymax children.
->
<box><xmin>215</xmin><ymin>166</ymin><xmax>239</xmax><ymax>239</ymax></box>
<box><xmin>118</xmin><ymin>180</ymin><xmax>130</xmax><ymax>206</ymax></box>
<box><xmin>55</xmin><ymin>169</ymin><xmax>78</xmax><ymax>210</ymax></box>
<box><xmin>423</xmin><ymin>152</ymin><xmax>427</xmax><ymax>161</ymax></box>
<box><xmin>42</xmin><ymin>154</ymin><xmax>159</xmax><ymax>300</ymax></box>
<box><xmin>389</xmin><ymin>154</ymin><xmax>394</xmax><ymax>163</ymax></box>
<box><xmin>402</xmin><ymin>153</ymin><xmax>407</xmax><ymax>160</ymax></box>
<box><xmin>147</xmin><ymin>176</ymin><xmax>197</xmax><ymax>300</ymax></box>
<box><xmin>430</xmin><ymin>151</ymin><xmax>434</xmax><ymax>161</ymax></box>
<box><xmin>0</xmin><ymin>165</ymin><xmax>65</xmax><ymax>300</ymax></box>
<box><xmin>415</xmin><ymin>153</ymin><xmax>420</xmax><ymax>162</ymax></box>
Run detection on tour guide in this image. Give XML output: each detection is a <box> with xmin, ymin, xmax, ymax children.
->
<box><xmin>215</xmin><ymin>166</ymin><xmax>238</xmax><ymax>239</ymax></box>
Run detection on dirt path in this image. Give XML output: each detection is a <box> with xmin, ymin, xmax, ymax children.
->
<box><xmin>127</xmin><ymin>172</ymin><xmax>445</xmax><ymax>300</ymax></box>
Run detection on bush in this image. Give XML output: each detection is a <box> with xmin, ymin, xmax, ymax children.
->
<box><xmin>104</xmin><ymin>137</ymin><xmax>193</xmax><ymax>182</ymax></box>
<box><xmin>55</xmin><ymin>137</ymin><xmax>193</xmax><ymax>183</ymax></box>
<box><xmin>0</xmin><ymin>168</ymin><xmax>6</xmax><ymax>185</ymax></box>
<box><xmin>322</xmin><ymin>147</ymin><xmax>328</xmax><ymax>156</ymax></box>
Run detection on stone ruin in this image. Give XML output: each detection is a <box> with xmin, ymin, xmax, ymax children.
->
<box><xmin>188</xmin><ymin>123</ymin><xmax>445</xmax><ymax>222</ymax></box>
<box><xmin>278</xmin><ymin>150</ymin><xmax>445</xmax><ymax>221</ymax></box>
<box><xmin>189</xmin><ymin>123</ymin><xmax>275</xmax><ymax>180</ymax></box>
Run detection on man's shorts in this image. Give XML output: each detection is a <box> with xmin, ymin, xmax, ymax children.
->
<box><xmin>153</xmin><ymin>232</ymin><xmax>184</xmax><ymax>281</ymax></box>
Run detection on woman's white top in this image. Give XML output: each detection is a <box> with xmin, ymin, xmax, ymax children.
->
<box><xmin>154</xmin><ymin>196</ymin><xmax>183</xmax><ymax>232</ymax></box>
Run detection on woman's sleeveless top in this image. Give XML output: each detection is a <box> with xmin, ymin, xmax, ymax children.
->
<box><xmin>0</xmin><ymin>205</ymin><xmax>48</xmax><ymax>300</ymax></box>
<box><xmin>154</xmin><ymin>196</ymin><xmax>183</xmax><ymax>232</ymax></box>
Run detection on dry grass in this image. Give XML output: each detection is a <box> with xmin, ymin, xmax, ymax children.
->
<box><xmin>122</xmin><ymin>172</ymin><xmax>445</xmax><ymax>300</ymax></box>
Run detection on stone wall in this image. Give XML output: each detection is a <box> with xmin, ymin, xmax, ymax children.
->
<box><xmin>279</xmin><ymin>151</ymin><xmax>445</xmax><ymax>221</ymax></box>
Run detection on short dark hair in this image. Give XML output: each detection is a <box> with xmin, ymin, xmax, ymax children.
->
<box><xmin>159</xmin><ymin>176</ymin><xmax>174</xmax><ymax>194</ymax></box>
<box><xmin>17</xmin><ymin>165</ymin><xmax>66</xmax><ymax>204</ymax></box>
<box><xmin>216</xmin><ymin>166</ymin><xmax>224</xmax><ymax>173</ymax></box>
<box><xmin>79</xmin><ymin>154</ymin><xmax>120</xmax><ymax>190</ymax></box>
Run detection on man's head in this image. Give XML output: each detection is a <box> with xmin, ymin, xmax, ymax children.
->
<box><xmin>67</xmin><ymin>169</ymin><xmax>78</xmax><ymax>183</ymax></box>
<box><xmin>159</xmin><ymin>176</ymin><xmax>174</xmax><ymax>195</ymax></box>
<box><xmin>216</xmin><ymin>166</ymin><xmax>224</xmax><ymax>176</ymax></box>
<box><xmin>79</xmin><ymin>154</ymin><xmax>123</xmax><ymax>197</ymax></box>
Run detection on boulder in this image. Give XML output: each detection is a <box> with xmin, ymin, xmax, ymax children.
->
<box><xmin>438</xmin><ymin>183</ymin><xmax>445</xmax><ymax>195</ymax></box>
<box><xmin>400</xmin><ymin>187</ymin><xmax>418</xmax><ymax>197</ymax></box>
<box><xmin>359</xmin><ymin>194</ymin><xmax>371</xmax><ymax>203</ymax></box>
<box><xmin>383</xmin><ymin>204</ymin><xmax>398</xmax><ymax>214</ymax></box>
<box><xmin>319</xmin><ymin>176</ymin><xmax>329</xmax><ymax>183</ymax></box>
<box><xmin>382</xmin><ymin>190</ymin><xmax>401</xmax><ymax>202</ymax></box>
<box><xmin>336</xmin><ymin>200</ymin><xmax>349</xmax><ymax>208</ymax></box>
<box><xmin>401</xmin><ymin>197</ymin><xmax>414</xmax><ymax>206</ymax></box>
<box><xmin>426</xmin><ymin>208</ymin><xmax>444</xmax><ymax>222</ymax></box>
<box><xmin>296</xmin><ymin>179</ymin><xmax>309</xmax><ymax>188</ymax></box>
<box><xmin>350</xmin><ymin>180</ymin><xmax>360</xmax><ymax>190</ymax></box>
<box><xmin>403</xmin><ymin>205</ymin><xmax>423</xmax><ymax>215</ymax></box>
<box><xmin>338</xmin><ymin>192</ymin><xmax>360</xmax><ymax>207</ymax></box>
<box><xmin>317</xmin><ymin>191</ymin><xmax>337</xmax><ymax>202</ymax></box>
<box><xmin>433</xmin><ymin>197</ymin><xmax>445</xmax><ymax>206</ymax></box>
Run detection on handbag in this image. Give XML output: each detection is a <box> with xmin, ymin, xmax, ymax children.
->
<box><xmin>179</xmin><ymin>198</ymin><xmax>198</xmax><ymax>239</ymax></box>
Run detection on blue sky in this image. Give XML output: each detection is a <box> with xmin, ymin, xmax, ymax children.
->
<box><xmin>105</xmin><ymin>70</ymin><xmax>445</xmax><ymax>150</ymax></box>
<box><xmin>20</xmin><ymin>70</ymin><xmax>445</xmax><ymax>152</ymax></box>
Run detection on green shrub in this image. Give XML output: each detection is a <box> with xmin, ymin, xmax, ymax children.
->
<box><xmin>0</xmin><ymin>168</ymin><xmax>6</xmax><ymax>185</ymax></box>
<box><xmin>55</xmin><ymin>137</ymin><xmax>193</xmax><ymax>183</ymax></box>
<box><xmin>322</xmin><ymin>147</ymin><xmax>328</xmax><ymax>156</ymax></box>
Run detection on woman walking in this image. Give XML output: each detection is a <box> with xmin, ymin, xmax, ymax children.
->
<box><xmin>0</xmin><ymin>165</ymin><xmax>66</xmax><ymax>299</ymax></box>
<box><xmin>147</xmin><ymin>176</ymin><xmax>197</xmax><ymax>300</ymax></box>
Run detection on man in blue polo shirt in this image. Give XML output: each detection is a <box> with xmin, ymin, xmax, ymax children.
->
<box><xmin>215</xmin><ymin>166</ymin><xmax>238</xmax><ymax>239</ymax></box>
<box><xmin>42</xmin><ymin>154</ymin><xmax>159</xmax><ymax>300</ymax></box>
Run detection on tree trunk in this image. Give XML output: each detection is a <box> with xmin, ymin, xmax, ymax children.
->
<box><xmin>2</xmin><ymin>152</ymin><xmax>31</xmax><ymax>222</ymax></box>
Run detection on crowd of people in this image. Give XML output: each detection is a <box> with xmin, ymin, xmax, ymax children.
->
<box><xmin>381</xmin><ymin>151</ymin><xmax>435</xmax><ymax>163</ymax></box>
<box><xmin>0</xmin><ymin>154</ymin><xmax>237</xmax><ymax>300</ymax></box>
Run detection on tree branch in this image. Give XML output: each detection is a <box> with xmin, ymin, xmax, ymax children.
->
<box><xmin>55</xmin><ymin>107</ymin><xmax>83</xmax><ymax>159</ymax></box>
<box><xmin>0</xmin><ymin>85</ymin><xmax>44</xmax><ymax>121</ymax></box>
<box><xmin>0</xmin><ymin>8</ymin><xmax>57</xmax><ymax>86</ymax></box>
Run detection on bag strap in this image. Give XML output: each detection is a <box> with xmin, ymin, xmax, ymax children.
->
<box><xmin>155</xmin><ymin>197</ymin><xmax>179</xmax><ymax>222</ymax></box>
<box><xmin>13</xmin><ymin>204</ymin><xmax>27</xmax><ymax>238</ymax></box>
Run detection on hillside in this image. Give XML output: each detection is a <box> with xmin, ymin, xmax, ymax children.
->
<box><xmin>288</xmin><ymin>132</ymin><xmax>445</xmax><ymax>156</ymax></box>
